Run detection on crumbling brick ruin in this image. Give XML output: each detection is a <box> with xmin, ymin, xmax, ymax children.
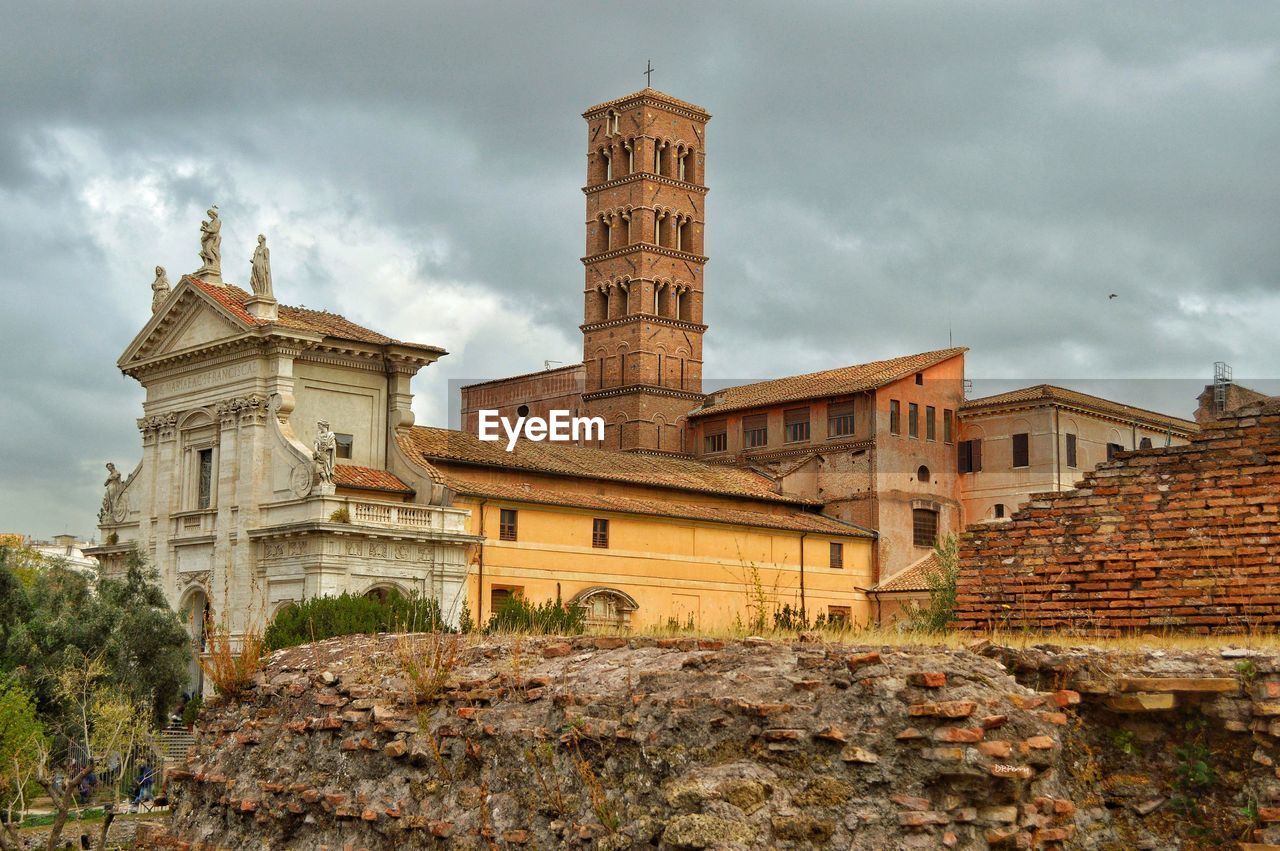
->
<box><xmin>152</xmin><ymin>634</ymin><xmax>1280</xmax><ymax>849</ymax></box>
<box><xmin>956</xmin><ymin>399</ymin><xmax>1280</xmax><ymax>634</ymax></box>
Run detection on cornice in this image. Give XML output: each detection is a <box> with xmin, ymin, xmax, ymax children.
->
<box><xmin>713</xmin><ymin>438</ymin><xmax>877</xmax><ymax>466</ymax></box>
<box><xmin>582</xmin><ymin>243</ymin><xmax>708</xmax><ymax>266</ymax></box>
<box><xmin>583</xmin><ymin>172</ymin><xmax>708</xmax><ymax>196</ymax></box>
<box><xmin>583</xmin><ymin>91</ymin><xmax>710</xmax><ymax>122</ymax></box>
<box><xmin>580</xmin><ymin>314</ymin><xmax>708</xmax><ymax>334</ymax></box>
<box><xmin>958</xmin><ymin>399</ymin><xmax>1196</xmax><ymax>435</ymax></box>
<box><xmin>581</xmin><ymin>384</ymin><xmax>706</xmax><ymax>403</ymax></box>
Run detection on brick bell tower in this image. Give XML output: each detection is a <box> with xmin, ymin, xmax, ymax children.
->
<box><xmin>580</xmin><ymin>88</ymin><xmax>710</xmax><ymax>454</ymax></box>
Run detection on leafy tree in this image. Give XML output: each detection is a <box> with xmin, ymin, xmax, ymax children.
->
<box><xmin>0</xmin><ymin>674</ymin><xmax>44</xmax><ymax>831</ymax></box>
<box><xmin>0</xmin><ymin>547</ymin><xmax>189</xmax><ymax>727</ymax></box>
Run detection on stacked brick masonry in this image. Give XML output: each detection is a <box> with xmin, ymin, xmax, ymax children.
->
<box><xmin>956</xmin><ymin>399</ymin><xmax>1280</xmax><ymax>634</ymax></box>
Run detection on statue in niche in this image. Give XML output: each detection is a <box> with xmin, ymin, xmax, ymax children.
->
<box><xmin>249</xmin><ymin>234</ymin><xmax>272</xmax><ymax>299</ymax></box>
<box><xmin>313</xmin><ymin>421</ymin><xmax>336</xmax><ymax>486</ymax></box>
<box><xmin>150</xmin><ymin>266</ymin><xmax>171</xmax><ymax>313</ymax></box>
<box><xmin>99</xmin><ymin>462</ymin><xmax>126</xmax><ymax>522</ymax></box>
<box><xmin>195</xmin><ymin>207</ymin><xmax>221</xmax><ymax>280</ymax></box>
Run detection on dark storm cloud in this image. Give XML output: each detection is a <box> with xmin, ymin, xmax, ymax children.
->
<box><xmin>2</xmin><ymin>1</ymin><xmax>1279</xmax><ymax>537</ymax></box>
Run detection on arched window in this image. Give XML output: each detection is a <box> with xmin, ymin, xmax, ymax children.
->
<box><xmin>653</xmin><ymin>140</ymin><xmax>662</xmax><ymax>173</ymax></box>
<box><xmin>608</xmin><ymin>110</ymin><xmax>620</xmax><ymax>135</ymax></box>
<box><xmin>678</xmin><ymin>217</ymin><xmax>693</xmax><ymax>252</ymax></box>
<box><xmin>603</xmin><ymin>148</ymin><xmax>612</xmax><ymax>181</ymax></box>
<box><xmin>624</xmin><ymin>139</ymin><xmax>635</xmax><ymax>174</ymax></box>
<box><xmin>569</xmin><ymin>587</ymin><xmax>639</xmax><ymax>631</ymax></box>
<box><xmin>1139</xmin><ymin>437</ymin><xmax>1153</xmax><ymax>449</ymax></box>
<box><xmin>917</xmin><ymin>465</ymin><xmax>930</xmax><ymax>483</ymax></box>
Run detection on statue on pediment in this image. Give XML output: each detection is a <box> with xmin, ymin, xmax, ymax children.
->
<box><xmin>150</xmin><ymin>266</ymin><xmax>171</xmax><ymax>313</ymax></box>
<box><xmin>249</xmin><ymin>234</ymin><xmax>273</xmax><ymax>299</ymax></box>
<box><xmin>313</xmin><ymin>421</ymin><xmax>336</xmax><ymax>486</ymax></box>
<box><xmin>195</xmin><ymin>207</ymin><xmax>222</xmax><ymax>282</ymax></box>
<box><xmin>100</xmin><ymin>462</ymin><xmax>126</xmax><ymax>523</ymax></box>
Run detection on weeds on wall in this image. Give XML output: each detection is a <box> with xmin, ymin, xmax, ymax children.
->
<box><xmin>908</xmin><ymin>534</ymin><xmax>960</xmax><ymax>633</ymax></box>
<box><xmin>198</xmin><ymin>625</ymin><xmax>266</xmax><ymax>699</ymax></box>
<box><xmin>395</xmin><ymin>631</ymin><xmax>461</xmax><ymax>705</ymax></box>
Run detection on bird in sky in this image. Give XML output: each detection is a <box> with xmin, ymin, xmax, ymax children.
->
<box><xmin>1108</xmin><ymin>293</ymin><xmax>1118</xmax><ymax>300</ymax></box>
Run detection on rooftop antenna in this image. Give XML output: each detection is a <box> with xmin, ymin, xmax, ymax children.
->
<box><xmin>644</xmin><ymin>60</ymin><xmax>655</xmax><ymax>88</ymax></box>
<box><xmin>1213</xmin><ymin>361</ymin><xmax>1232</xmax><ymax>415</ymax></box>
<box><xmin>544</xmin><ymin>360</ymin><xmax>564</xmax><ymax>371</ymax></box>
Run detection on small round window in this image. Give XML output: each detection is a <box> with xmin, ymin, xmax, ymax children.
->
<box><xmin>517</xmin><ymin>404</ymin><xmax>530</xmax><ymax>418</ymax></box>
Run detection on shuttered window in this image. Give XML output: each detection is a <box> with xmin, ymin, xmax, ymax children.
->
<box><xmin>958</xmin><ymin>439</ymin><xmax>983</xmax><ymax>473</ymax></box>
<box><xmin>1012</xmin><ymin>433</ymin><xmax>1030</xmax><ymax>468</ymax></box>
<box><xmin>1066</xmin><ymin>433</ymin><xmax>1078</xmax><ymax>467</ymax></box>
<box><xmin>908</xmin><ymin>403</ymin><xmax>919</xmax><ymax>438</ymax></box>
<box><xmin>827</xmin><ymin>400</ymin><xmax>855</xmax><ymax>438</ymax></box>
<box><xmin>742</xmin><ymin>414</ymin><xmax>768</xmax><ymax>448</ymax></box>
<box><xmin>784</xmin><ymin>408</ymin><xmax>810</xmax><ymax>443</ymax></box>
<box><xmin>926</xmin><ymin>406</ymin><xmax>936</xmax><ymax>441</ymax></box>
<box><xmin>704</xmin><ymin>420</ymin><xmax>727</xmax><ymax>453</ymax></box>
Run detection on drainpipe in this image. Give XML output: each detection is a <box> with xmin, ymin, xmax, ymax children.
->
<box><xmin>799</xmin><ymin>533</ymin><xmax>808</xmax><ymax>618</ymax></box>
<box><xmin>1053</xmin><ymin>408</ymin><xmax>1061</xmax><ymax>491</ymax></box>
<box><xmin>476</xmin><ymin>499</ymin><xmax>487</xmax><ymax>625</ymax></box>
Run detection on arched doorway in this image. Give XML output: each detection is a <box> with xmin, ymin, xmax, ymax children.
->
<box><xmin>179</xmin><ymin>587</ymin><xmax>210</xmax><ymax>697</ymax></box>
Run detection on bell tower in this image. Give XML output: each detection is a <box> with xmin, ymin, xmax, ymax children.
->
<box><xmin>580</xmin><ymin>88</ymin><xmax>710</xmax><ymax>453</ymax></box>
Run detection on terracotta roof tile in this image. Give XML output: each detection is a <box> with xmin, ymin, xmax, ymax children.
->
<box><xmin>875</xmin><ymin>552</ymin><xmax>939</xmax><ymax>593</ymax></box>
<box><xmin>397</xmin><ymin>427</ymin><xmax>815</xmax><ymax>506</ymax></box>
<box><xmin>186</xmin><ymin>277</ymin><xmax>444</xmax><ymax>353</ymax></box>
<box><xmin>960</xmin><ymin>384</ymin><xmax>1197</xmax><ymax>433</ymax></box>
<box><xmin>689</xmin><ymin>348</ymin><xmax>967</xmax><ymax>419</ymax></box>
<box><xmin>332</xmin><ymin>464</ymin><xmax>413</xmax><ymax>494</ymax></box>
<box><xmin>438</xmin><ymin>473</ymin><xmax>871</xmax><ymax>537</ymax></box>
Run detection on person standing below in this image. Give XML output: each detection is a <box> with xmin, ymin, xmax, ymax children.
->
<box><xmin>132</xmin><ymin>761</ymin><xmax>154</xmax><ymax>811</ymax></box>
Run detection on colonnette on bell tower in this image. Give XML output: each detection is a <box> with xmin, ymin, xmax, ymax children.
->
<box><xmin>579</xmin><ymin>89</ymin><xmax>710</xmax><ymax>453</ymax></box>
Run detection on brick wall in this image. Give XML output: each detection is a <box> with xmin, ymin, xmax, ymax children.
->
<box><xmin>956</xmin><ymin>398</ymin><xmax>1280</xmax><ymax>634</ymax></box>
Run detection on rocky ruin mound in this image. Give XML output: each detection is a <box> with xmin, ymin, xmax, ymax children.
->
<box><xmin>155</xmin><ymin>635</ymin><xmax>1280</xmax><ymax>849</ymax></box>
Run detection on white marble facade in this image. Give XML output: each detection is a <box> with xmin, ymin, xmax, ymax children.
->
<box><xmin>89</xmin><ymin>267</ymin><xmax>477</xmax><ymax>682</ymax></box>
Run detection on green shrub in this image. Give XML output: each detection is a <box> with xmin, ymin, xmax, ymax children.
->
<box><xmin>908</xmin><ymin>534</ymin><xmax>960</xmax><ymax>633</ymax></box>
<box><xmin>486</xmin><ymin>594</ymin><xmax>585</xmax><ymax>635</ymax></box>
<box><xmin>265</xmin><ymin>591</ymin><xmax>448</xmax><ymax>650</ymax></box>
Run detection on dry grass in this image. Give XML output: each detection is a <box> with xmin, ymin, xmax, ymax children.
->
<box><xmin>395</xmin><ymin>631</ymin><xmax>462</xmax><ymax>705</ymax></box>
<box><xmin>199</xmin><ymin>626</ymin><xmax>267</xmax><ymax>698</ymax></box>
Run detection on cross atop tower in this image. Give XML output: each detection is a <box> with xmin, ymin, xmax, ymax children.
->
<box><xmin>644</xmin><ymin>60</ymin><xmax>654</xmax><ymax>87</ymax></box>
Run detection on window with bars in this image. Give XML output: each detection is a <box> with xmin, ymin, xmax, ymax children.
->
<box><xmin>830</xmin><ymin>542</ymin><xmax>843</xmax><ymax>569</ymax></box>
<box><xmin>889</xmin><ymin>400</ymin><xmax>901</xmax><ymax>435</ymax></box>
<box><xmin>592</xmin><ymin>518</ymin><xmax>610</xmax><ymax>548</ymax></box>
<box><xmin>499</xmin><ymin>508</ymin><xmax>518</xmax><ymax>542</ymax></box>
<box><xmin>703</xmin><ymin>420</ymin><xmax>727</xmax><ymax>453</ymax></box>
<box><xmin>1012</xmin><ymin>432</ymin><xmax>1030</xmax><ymax>468</ymax></box>
<box><xmin>742</xmin><ymin>414</ymin><xmax>768</xmax><ymax>448</ymax></box>
<box><xmin>827</xmin><ymin>400</ymin><xmax>855</xmax><ymax>438</ymax></box>
<box><xmin>908</xmin><ymin>403</ymin><xmax>919</xmax><ymax>438</ymax></box>
<box><xmin>926</xmin><ymin>406</ymin><xmax>936</xmax><ymax>441</ymax></box>
<box><xmin>1066</xmin><ymin>433</ymin><xmax>1078</xmax><ymax>467</ymax></box>
<box><xmin>912</xmin><ymin>508</ymin><xmax>939</xmax><ymax>547</ymax></box>
<box><xmin>943</xmin><ymin>409</ymin><xmax>954</xmax><ymax>443</ymax></box>
<box><xmin>958</xmin><ymin>438</ymin><xmax>983</xmax><ymax>473</ymax></box>
<box><xmin>784</xmin><ymin>408</ymin><xmax>810</xmax><ymax>443</ymax></box>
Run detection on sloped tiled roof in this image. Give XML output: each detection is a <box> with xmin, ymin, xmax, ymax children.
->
<box><xmin>187</xmin><ymin>278</ymin><xmax>444</xmax><ymax>353</ymax></box>
<box><xmin>689</xmin><ymin>348</ymin><xmax>968</xmax><ymax>419</ymax></box>
<box><xmin>439</xmin><ymin>473</ymin><xmax>871</xmax><ymax>537</ymax></box>
<box><xmin>875</xmin><ymin>552</ymin><xmax>938</xmax><ymax>593</ymax></box>
<box><xmin>333</xmin><ymin>464</ymin><xmax>413</xmax><ymax>495</ymax></box>
<box><xmin>960</xmin><ymin>384</ymin><xmax>1197</xmax><ymax>433</ymax></box>
<box><xmin>397</xmin><ymin>427</ymin><xmax>815</xmax><ymax>506</ymax></box>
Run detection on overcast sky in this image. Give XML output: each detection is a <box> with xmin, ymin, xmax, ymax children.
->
<box><xmin>2</xmin><ymin>2</ymin><xmax>1278</xmax><ymax>539</ymax></box>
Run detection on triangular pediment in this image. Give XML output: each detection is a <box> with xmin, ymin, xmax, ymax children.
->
<box><xmin>119</xmin><ymin>279</ymin><xmax>256</xmax><ymax>369</ymax></box>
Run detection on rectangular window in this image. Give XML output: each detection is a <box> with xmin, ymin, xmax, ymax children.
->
<box><xmin>1066</xmin><ymin>433</ymin><xmax>1078</xmax><ymax>468</ymax></box>
<box><xmin>1012</xmin><ymin>432</ymin><xmax>1030</xmax><ymax>468</ymax></box>
<box><xmin>335</xmin><ymin>433</ymin><xmax>354</xmax><ymax>459</ymax></box>
<box><xmin>1107</xmin><ymin>442</ymin><xmax>1124</xmax><ymax>461</ymax></box>
<box><xmin>499</xmin><ymin>508</ymin><xmax>518</xmax><ymax>542</ymax></box>
<box><xmin>943</xmin><ymin>409</ymin><xmax>954</xmax><ymax>444</ymax></box>
<box><xmin>703</xmin><ymin>420</ymin><xmax>727</xmax><ymax>453</ymax></box>
<box><xmin>958</xmin><ymin>439</ymin><xmax>983</xmax><ymax>473</ymax></box>
<box><xmin>742</xmin><ymin>414</ymin><xmax>768</xmax><ymax>448</ymax></box>
<box><xmin>926</xmin><ymin>406</ymin><xmax>936</xmax><ymax>442</ymax></box>
<box><xmin>491</xmin><ymin>586</ymin><xmax>521</xmax><ymax>613</ymax></box>
<box><xmin>912</xmin><ymin>508</ymin><xmax>939</xmax><ymax>548</ymax></box>
<box><xmin>889</xmin><ymin>400</ymin><xmax>901</xmax><ymax>435</ymax></box>
<box><xmin>196</xmin><ymin>448</ymin><xmax>214</xmax><ymax>509</ymax></box>
<box><xmin>827</xmin><ymin>400</ymin><xmax>855</xmax><ymax>438</ymax></box>
<box><xmin>829</xmin><ymin>542</ymin><xmax>844</xmax><ymax>569</ymax></box>
<box><xmin>592</xmin><ymin>518</ymin><xmax>610</xmax><ymax>548</ymax></box>
<box><xmin>908</xmin><ymin>403</ymin><xmax>919</xmax><ymax>438</ymax></box>
<box><xmin>784</xmin><ymin>408</ymin><xmax>810</xmax><ymax>443</ymax></box>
